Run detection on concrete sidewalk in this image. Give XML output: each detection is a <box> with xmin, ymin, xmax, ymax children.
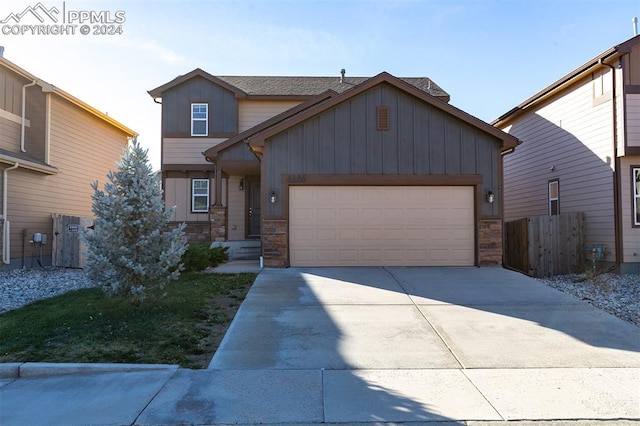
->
<box><xmin>1</xmin><ymin>267</ymin><xmax>639</xmax><ymax>425</ymax></box>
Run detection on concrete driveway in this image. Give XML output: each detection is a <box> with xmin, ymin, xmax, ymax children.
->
<box><xmin>210</xmin><ymin>267</ymin><xmax>640</xmax><ymax>370</ymax></box>
<box><xmin>4</xmin><ymin>266</ymin><xmax>639</xmax><ymax>425</ymax></box>
<box><xmin>206</xmin><ymin>266</ymin><xmax>640</xmax><ymax>423</ymax></box>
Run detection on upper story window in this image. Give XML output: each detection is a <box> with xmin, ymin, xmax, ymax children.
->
<box><xmin>549</xmin><ymin>180</ymin><xmax>559</xmax><ymax>216</ymax></box>
<box><xmin>633</xmin><ymin>167</ymin><xmax>640</xmax><ymax>226</ymax></box>
<box><xmin>192</xmin><ymin>179</ymin><xmax>209</xmax><ymax>212</ymax></box>
<box><xmin>191</xmin><ymin>103</ymin><xmax>208</xmax><ymax>136</ymax></box>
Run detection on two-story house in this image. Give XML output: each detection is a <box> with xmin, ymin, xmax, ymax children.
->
<box><xmin>0</xmin><ymin>55</ymin><xmax>136</xmax><ymax>268</ymax></box>
<box><xmin>494</xmin><ymin>34</ymin><xmax>640</xmax><ymax>274</ymax></box>
<box><xmin>149</xmin><ymin>69</ymin><xmax>519</xmax><ymax>267</ymax></box>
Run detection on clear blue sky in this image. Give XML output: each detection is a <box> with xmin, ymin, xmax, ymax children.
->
<box><xmin>2</xmin><ymin>0</ymin><xmax>639</xmax><ymax>171</ymax></box>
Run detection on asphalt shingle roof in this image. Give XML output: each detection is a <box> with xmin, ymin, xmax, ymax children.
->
<box><xmin>216</xmin><ymin>75</ymin><xmax>449</xmax><ymax>99</ymax></box>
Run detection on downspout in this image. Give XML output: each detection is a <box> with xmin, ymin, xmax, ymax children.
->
<box><xmin>21</xmin><ymin>80</ymin><xmax>37</xmax><ymax>152</ymax></box>
<box><xmin>2</xmin><ymin>162</ymin><xmax>19</xmax><ymax>264</ymax></box>
<box><xmin>600</xmin><ymin>58</ymin><xmax>622</xmax><ymax>269</ymax></box>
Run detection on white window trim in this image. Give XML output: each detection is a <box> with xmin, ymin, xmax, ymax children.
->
<box><xmin>192</xmin><ymin>179</ymin><xmax>210</xmax><ymax>213</ymax></box>
<box><xmin>633</xmin><ymin>167</ymin><xmax>640</xmax><ymax>226</ymax></box>
<box><xmin>548</xmin><ymin>180</ymin><xmax>559</xmax><ymax>216</ymax></box>
<box><xmin>191</xmin><ymin>103</ymin><xmax>208</xmax><ymax>137</ymax></box>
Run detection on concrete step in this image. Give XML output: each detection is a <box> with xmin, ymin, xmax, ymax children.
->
<box><xmin>233</xmin><ymin>246</ymin><xmax>261</xmax><ymax>261</ymax></box>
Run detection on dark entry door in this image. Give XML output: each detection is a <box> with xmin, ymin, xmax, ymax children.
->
<box><xmin>247</xmin><ymin>178</ymin><xmax>261</xmax><ymax>238</ymax></box>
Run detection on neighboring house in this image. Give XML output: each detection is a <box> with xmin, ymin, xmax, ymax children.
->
<box><xmin>493</xmin><ymin>34</ymin><xmax>640</xmax><ymax>274</ymax></box>
<box><xmin>149</xmin><ymin>69</ymin><xmax>518</xmax><ymax>267</ymax></box>
<box><xmin>0</xmin><ymin>55</ymin><xmax>136</xmax><ymax>268</ymax></box>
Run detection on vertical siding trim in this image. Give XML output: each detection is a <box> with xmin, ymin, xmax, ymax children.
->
<box><xmin>45</xmin><ymin>93</ymin><xmax>51</xmax><ymax>164</ymax></box>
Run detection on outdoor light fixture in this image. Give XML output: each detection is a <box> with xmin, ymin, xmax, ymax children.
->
<box><xmin>486</xmin><ymin>190</ymin><xmax>495</xmax><ymax>204</ymax></box>
<box><xmin>238</xmin><ymin>178</ymin><xmax>244</xmax><ymax>191</ymax></box>
<box><xmin>270</xmin><ymin>191</ymin><xmax>277</xmax><ymax>204</ymax></box>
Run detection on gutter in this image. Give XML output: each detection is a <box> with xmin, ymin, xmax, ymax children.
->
<box><xmin>2</xmin><ymin>162</ymin><xmax>19</xmax><ymax>264</ymax></box>
<box><xmin>21</xmin><ymin>80</ymin><xmax>37</xmax><ymax>152</ymax></box>
<box><xmin>600</xmin><ymin>58</ymin><xmax>623</xmax><ymax>269</ymax></box>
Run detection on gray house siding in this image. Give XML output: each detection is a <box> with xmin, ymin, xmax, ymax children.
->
<box><xmin>0</xmin><ymin>66</ymin><xmax>25</xmax><ymax>116</ymax></box>
<box><xmin>24</xmin><ymin>86</ymin><xmax>46</xmax><ymax>163</ymax></box>
<box><xmin>162</xmin><ymin>76</ymin><xmax>238</xmax><ymax>137</ymax></box>
<box><xmin>218</xmin><ymin>141</ymin><xmax>256</xmax><ymax>162</ymax></box>
<box><xmin>263</xmin><ymin>83</ymin><xmax>501</xmax><ymax>217</ymax></box>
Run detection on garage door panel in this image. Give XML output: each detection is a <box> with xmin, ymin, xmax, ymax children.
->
<box><xmin>289</xmin><ymin>186</ymin><xmax>475</xmax><ymax>266</ymax></box>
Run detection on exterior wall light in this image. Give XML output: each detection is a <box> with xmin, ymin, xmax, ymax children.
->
<box><xmin>486</xmin><ymin>190</ymin><xmax>495</xmax><ymax>204</ymax></box>
<box><xmin>238</xmin><ymin>178</ymin><xmax>244</xmax><ymax>191</ymax></box>
<box><xmin>270</xmin><ymin>191</ymin><xmax>277</xmax><ymax>204</ymax></box>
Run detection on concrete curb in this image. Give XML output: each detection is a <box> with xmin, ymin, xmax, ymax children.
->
<box><xmin>0</xmin><ymin>362</ymin><xmax>179</xmax><ymax>379</ymax></box>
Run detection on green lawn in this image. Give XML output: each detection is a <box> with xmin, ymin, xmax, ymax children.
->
<box><xmin>0</xmin><ymin>272</ymin><xmax>256</xmax><ymax>369</ymax></box>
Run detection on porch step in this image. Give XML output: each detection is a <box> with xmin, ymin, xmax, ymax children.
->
<box><xmin>213</xmin><ymin>240</ymin><xmax>261</xmax><ymax>261</ymax></box>
<box><xmin>233</xmin><ymin>246</ymin><xmax>261</xmax><ymax>261</ymax></box>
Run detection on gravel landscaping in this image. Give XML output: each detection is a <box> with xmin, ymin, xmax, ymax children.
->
<box><xmin>0</xmin><ymin>268</ymin><xmax>96</xmax><ymax>314</ymax></box>
<box><xmin>0</xmin><ymin>267</ymin><xmax>638</xmax><ymax>327</ymax></box>
<box><xmin>537</xmin><ymin>272</ymin><xmax>639</xmax><ymax>326</ymax></box>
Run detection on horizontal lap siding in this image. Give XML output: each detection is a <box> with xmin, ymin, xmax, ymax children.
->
<box><xmin>163</xmin><ymin>137</ymin><xmax>226</xmax><ymax>164</ymax></box>
<box><xmin>620</xmin><ymin>157</ymin><xmax>640</xmax><ymax>264</ymax></box>
<box><xmin>5</xmin><ymin>96</ymin><xmax>129</xmax><ymax>263</ymax></box>
<box><xmin>626</xmin><ymin>94</ymin><xmax>640</xmax><ymax>148</ymax></box>
<box><xmin>264</xmin><ymin>83</ymin><xmax>501</xmax><ymax>218</ymax></box>
<box><xmin>502</xmin><ymin>74</ymin><xmax>616</xmax><ymax>261</ymax></box>
<box><xmin>0</xmin><ymin>116</ymin><xmax>20</xmax><ymax>152</ymax></box>
<box><xmin>238</xmin><ymin>100</ymin><xmax>301</xmax><ymax>132</ymax></box>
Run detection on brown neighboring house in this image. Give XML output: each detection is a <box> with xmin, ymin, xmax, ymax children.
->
<box><xmin>0</xmin><ymin>56</ymin><xmax>137</xmax><ymax>268</ymax></box>
<box><xmin>149</xmin><ymin>70</ymin><xmax>518</xmax><ymax>267</ymax></box>
<box><xmin>494</xmin><ymin>34</ymin><xmax>640</xmax><ymax>274</ymax></box>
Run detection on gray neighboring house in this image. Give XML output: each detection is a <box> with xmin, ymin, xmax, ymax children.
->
<box><xmin>149</xmin><ymin>70</ymin><xmax>519</xmax><ymax>267</ymax></box>
<box><xmin>493</xmin><ymin>34</ymin><xmax>640</xmax><ymax>274</ymax></box>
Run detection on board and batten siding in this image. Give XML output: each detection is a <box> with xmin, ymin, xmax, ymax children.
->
<box><xmin>0</xmin><ymin>65</ymin><xmax>27</xmax><ymax>116</ymax></box>
<box><xmin>163</xmin><ymin>138</ymin><xmax>226</xmax><ymax>164</ymax></box>
<box><xmin>161</xmin><ymin>76</ymin><xmax>237</xmax><ymax>137</ymax></box>
<box><xmin>620</xmin><ymin>157</ymin><xmax>640</xmax><ymax>264</ymax></box>
<box><xmin>626</xmin><ymin>94</ymin><xmax>640</xmax><ymax>148</ymax></box>
<box><xmin>164</xmin><ymin>177</ymin><xmax>211</xmax><ymax>222</ymax></box>
<box><xmin>4</xmin><ymin>95</ymin><xmax>129</xmax><ymax>263</ymax></box>
<box><xmin>24</xmin><ymin>86</ymin><xmax>46</xmax><ymax>163</ymax></box>
<box><xmin>502</xmin><ymin>72</ymin><xmax>617</xmax><ymax>262</ymax></box>
<box><xmin>238</xmin><ymin>100</ymin><xmax>302</xmax><ymax>132</ymax></box>
<box><xmin>263</xmin><ymin>83</ymin><xmax>501</xmax><ymax>218</ymax></box>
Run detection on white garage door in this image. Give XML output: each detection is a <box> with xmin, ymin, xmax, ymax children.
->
<box><xmin>289</xmin><ymin>186</ymin><xmax>475</xmax><ymax>267</ymax></box>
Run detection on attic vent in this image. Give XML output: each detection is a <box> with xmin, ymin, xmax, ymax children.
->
<box><xmin>377</xmin><ymin>106</ymin><xmax>389</xmax><ymax>131</ymax></box>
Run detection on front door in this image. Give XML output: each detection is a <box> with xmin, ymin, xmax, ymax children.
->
<box><xmin>247</xmin><ymin>178</ymin><xmax>261</xmax><ymax>238</ymax></box>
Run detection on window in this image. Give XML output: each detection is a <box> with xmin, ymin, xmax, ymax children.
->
<box><xmin>634</xmin><ymin>167</ymin><xmax>640</xmax><ymax>226</ymax></box>
<box><xmin>191</xmin><ymin>103</ymin><xmax>208</xmax><ymax>136</ymax></box>
<box><xmin>549</xmin><ymin>180</ymin><xmax>559</xmax><ymax>216</ymax></box>
<box><xmin>192</xmin><ymin>179</ymin><xmax>209</xmax><ymax>212</ymax></box>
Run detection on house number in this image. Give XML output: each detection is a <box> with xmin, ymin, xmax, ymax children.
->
<box><xmin>288</xmin><ymin>174</ymin><xmax>307</xmax><ymax>183</ymax></box>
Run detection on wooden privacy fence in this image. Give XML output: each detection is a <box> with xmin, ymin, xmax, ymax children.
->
<box><xmin>52</xmin><ymin>214</ymin><xmax>93</xmax><ymax>268</ymax></box>
<box><xmin>504</xmin><ymin>212</ymin><xmax>585</xmax><ymax>277</ymax></box>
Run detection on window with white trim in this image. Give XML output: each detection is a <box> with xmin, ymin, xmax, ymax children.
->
<box><xmin>191</xmin><ymin>103</ymin><xmax>208</xmax><ymax>136</ymax></box>
<box><xmin>192</xmin><ymin>179</ymin><xmax>209</xmax><ymax>212</ymax></box>
<box><xmin>633</xmin><ymin>167</ymin><xmax>640</xmax><ymax>226</ymax></box>
<box><xmin>549</xmin><ymin>180</ymin><xmax>559</xmax><ymax>216</ymax></box>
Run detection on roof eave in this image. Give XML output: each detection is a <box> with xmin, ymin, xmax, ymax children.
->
<box><xmin>492</xmin><ymin>34</ymin><xmax>640</xmax><ymax>127</ymax></box>
<box><xmin>0</xmin><ymin>57</ymin><xmax>137</xmax><ymax>138</ymax></box>
<box><xmin>148</xmin><ymin>68</ymin><xmax>248</xmax><ymax>99</ymax></box>
<box><xmin>203</xmin><ymin>90</ymin><xmax>338</xmax><ymax>161</ymax></box>
<box><xmin>248</xmin><ymin>72</ymin><xmax>519</xmax><ymax>151</ymax></box>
